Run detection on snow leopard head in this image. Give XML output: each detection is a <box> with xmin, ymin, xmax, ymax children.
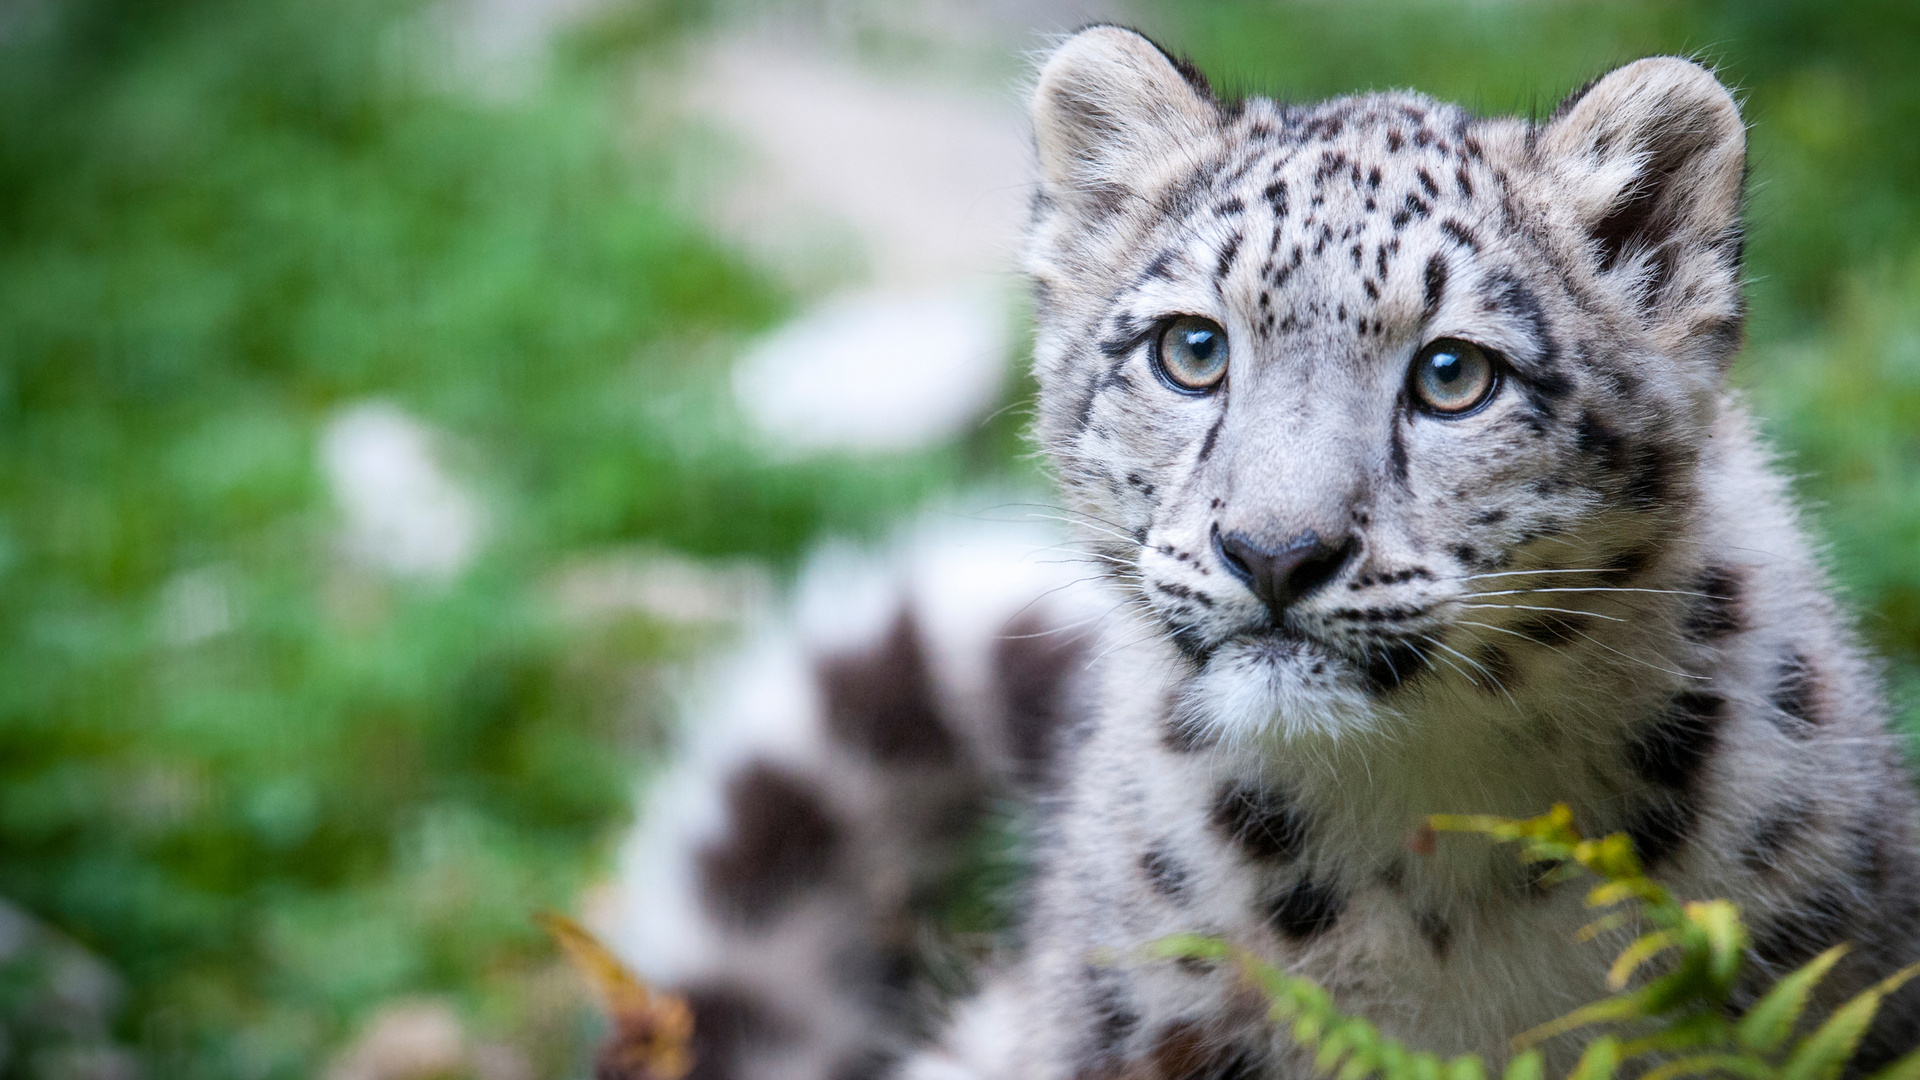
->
<box><xmin>1026</xmin><ymin>27</ymin><xmax>1747</xmax><ymax>740</ymax></box>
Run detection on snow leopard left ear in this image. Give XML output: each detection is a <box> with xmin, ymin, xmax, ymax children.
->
<box><xmin>1537</xmin><ymin>57</ymin><xmax>1747</xmax><ymax>365</ymax></box>
<box><xmin>1031</xmin><ymin>26</ymin><xmax>1219</xmax><ymax>216</ymax></box>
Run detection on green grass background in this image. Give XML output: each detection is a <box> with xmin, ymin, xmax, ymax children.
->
<box><xmin>0</xmin><ymin>0</ymin><xmax>1914</xmax><ymax>1076</ymax></box>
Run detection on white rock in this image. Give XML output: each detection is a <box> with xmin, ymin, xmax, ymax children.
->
<box><xmin>321</xmin><ymin>403</ymin><xmax>484</xmax><ymax>583</ymax></box>
<box><xmin>732</xmin><ymin>288</ymin><xmax>1010</xmax><ymax>454</ymax></box>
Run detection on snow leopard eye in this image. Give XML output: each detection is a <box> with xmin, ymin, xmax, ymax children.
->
<box><xmin>1410</xmin><ymin>338</ymin><xmax>1498</xmax><ymax>416</ymax></box>
<box><xmin>1153</xmin><ymin>316</ymin><xmax>1229</xmax><ymax>392</ymax></box>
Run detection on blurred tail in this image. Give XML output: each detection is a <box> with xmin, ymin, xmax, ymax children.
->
<box><xmin>608</xmin><ymin>517</ymin><xmax>1105</xmax><ymax>1080</ymax></box>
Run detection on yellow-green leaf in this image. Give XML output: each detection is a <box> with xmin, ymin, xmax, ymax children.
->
<box><xmin>1641</xmin><ymin>1054</ymin><xmax>1777</xmax><ymax>1080</ymax></box>
<box><xmin>1782</xmin><ymin>990</ymin><xmax>1883</xmax><ymax>1080</ymax></box>
<box><xmin>1501</xmin><ymin>1050</ymin><xmax>1544</xmax><ymax>1080</ymax></box>
<box><xmin>1736</xmin><ymin>945</ymin><xmax>1848</xmax><ymax>1053</ymax></box>
<box><xmin>1150</xmin><ymin>933</ymin><xmax>1230</xmax><ymax>962</ymax></box>
<box><xmin>1514</xmin><ymin>994</ymin><xmax>1646</xmax><ymax>1050</ymax></box>
<box><xmin>1568</xmin><ymin>1036</ymin><xmax>1620</xmax><ymax>1080</ymax></box>
<box><xmin>1445</xmin><ymin>1056</ymin><xmax>1487</xmax><ymax>1080</ymax></box>
<box><xmin>1608</xmin><ymin>930</ymin><xmax>1677</xmax><ymax>990</ymax></box>
<box><xmin>1686</xmin><ymin>900</ymin><xmax>1748</xmax><ymax>987</ymax></box>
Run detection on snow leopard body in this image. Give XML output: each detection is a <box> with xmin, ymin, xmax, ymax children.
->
<box><xmin>612</xmin><ymin>28</ymin><xmax>1920</xmax><ymax>1080</ymax></box>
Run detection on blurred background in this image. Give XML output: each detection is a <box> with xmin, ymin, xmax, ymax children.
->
<box><xmin>0</xmin><ymin>0</ymin><xmax>1915</xmax><ymax>1076</ymax></box>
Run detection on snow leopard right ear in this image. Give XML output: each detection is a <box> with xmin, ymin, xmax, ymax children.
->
<box><xmin>1031</xmin><ymin>26</ymin><xmax>1219</xmax><ymax>215</ymax></box>
<box><xmin>1536</xmin><ymin>58</ymin><xmax>1747</xmax><ymax>364</ymax></box>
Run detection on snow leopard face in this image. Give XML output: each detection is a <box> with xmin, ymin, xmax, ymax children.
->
<box><xmin>1026</xmin><ymin>29</ymin><xmax>1747</xmax><ymax>739</ymax></box>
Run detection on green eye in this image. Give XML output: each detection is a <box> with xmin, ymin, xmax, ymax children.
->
<box><xmin>1410</xmin><ymin>338</ymin><xmax>1497</xmax><ymax>415</ymax></box>
<box><xmin>1154</xmin><ymin>316</ymin><xmax>1229</xmax><ymax>392</ymax></box>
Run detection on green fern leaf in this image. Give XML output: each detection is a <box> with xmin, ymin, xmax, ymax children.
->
<box><xmin>1781</xmin><ymin>990</ymin><xmax>1885</xmax><ymax>1080</ymax></box>
<box><xmin>1686</xmin><ymin>900</ymin><xmax>1748</xmax><ymax>989</ymax></box>
<box><xmin>1735</xmin><ymin>944</ymin><xmax>1848</xmax><ymax>1053</ymax></box>
<box><xmin>1608</xmin><ymin>930</ymin><xmax>1678</xmax><ymax>990</ymax></box>
<box><xmin>1567</xmin><ymin>1036</ymin><xmax>1620</xmax><ymax>1080</ymax></box>
<box><xmin>1444</xmin><ymin>1055</ymin><xmax>1486</xmax><ymax>1080</ymax></box>
<box><xmin>1500</xmin><ymin>1049</ymin><xmax>1544</xmax><ymax>1080</ymax></box>
<box><xmin>1784</xmin><ymin>961</ymin><xmax>1920</xmax><ymax>1080</ymax></box>
<box><xmin>1639</xmin><ymin>1053</ymin><xmax>1777</xmax><ymax>1080</ymax></box>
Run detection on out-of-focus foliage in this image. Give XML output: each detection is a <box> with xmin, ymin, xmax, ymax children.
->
<box><xmin>0</xmin><ymin>0</ymin><xmax>970</xmax><ymax>1076</ymax></box>
<box><xmin>0</xmin><ymin>0</ymin><xmax>1915</xmax><ymax>1078</ymax></box>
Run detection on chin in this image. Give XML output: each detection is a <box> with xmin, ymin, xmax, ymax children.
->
<box><xmin>1179</xmin><ymin>630</ymin><xmax>1383</xmax><ymax>745</ymax></box>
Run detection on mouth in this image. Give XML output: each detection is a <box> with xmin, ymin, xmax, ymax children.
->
<box><xmin>1209</xmin><ymin>620</ymin><xmax>1432</xmax><ymax>696</ymax></box>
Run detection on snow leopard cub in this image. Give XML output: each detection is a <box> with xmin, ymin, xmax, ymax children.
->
<box><xmin>614</xmin><ymin>26</ymin><xmax>1920</xmax><ymax>1080</ymax></box>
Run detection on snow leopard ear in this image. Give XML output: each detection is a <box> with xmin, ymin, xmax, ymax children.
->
<box><xmin>1537</xmin><ymin>57</ymin><xmax>1747</xmax><ymax>364</ymax></box>
<box><xmin>1031</xmin><ymin>26</ymin><xmax>1219</xmax><ymax>215</ymax></box>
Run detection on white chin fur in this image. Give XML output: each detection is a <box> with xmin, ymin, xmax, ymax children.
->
<box><xmin>1180</xmin><ymin>634</ymin><xmax>1382</xmax><ymax>744</ymax></box>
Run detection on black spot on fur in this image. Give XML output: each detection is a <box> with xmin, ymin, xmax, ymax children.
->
<box><xmin>1364</xmin><ymin>640</ymin><xmax>1429</xmax><ymax>693</ymax></box>
<box><xmin>1624</xmin><ymin>443</ymin><xmax>1672</xmax><ymax>509</ymax></box>
<box><xmin>1422</xmin><ymin>254</ymin><xmax>1448</xmax><ymax>319</ymax></box>
<box><xmin>1414</xmin><ymin>909</ymin><xmax>1452</xmax><ymax>959</ymax></box>
<box><xmin>697</xmin><ymin>761</ymin><xmax>844</xmax><ymax>927</ymax></box>
<box><xmin>1683</xmin><ymin>565</ymin><xmax>1742</xmax><ymax>641</ymax></box>
<box><xmin>1628</xmin><ymin>692</ymin><xmax>1725</xmax><ymax>790</ymax></box>
<box><xmin>1149</xmin><ymin>1022</ymin><xmax>1264</xmax><ymax>1080</ymax></box>
<box><xmin>1416</xmin><ymin>169</ymin><xmax>1440</xmax><ymax>199</ymax></box>
<box><xmin>1741</xmin><ymin>799</ymin><xmax>1812</xmax><ymax>873</ymax></box>
<box><xmin>1263</xmin><ymin>180</ymin><xmax>1288</xmax><ymax>215</ymax></box>
<box><xmin>1141</xmin><ymin>843</ymin><xmax>1191</xmax><ymax>901</ymax></box>
<box><xmin>1769</xmin><ymin>652</ymin><xmax>1822</xmax><ymax>736</ymax></box>
<box><xmin>1624</xmin><ymin>798</ymin><xmax>1696</xmax><ymax>871</ymax></box>
<box><xmin>1575</xmin><ymin>410</ymin><xmax>1629</xmax><ymax>473</ymax></box>
<box><xmin>1215</xmin><ymin>233</ymin><xmax>1243</xmax><ymax>281</ymax></box>
<box><xmin>1476</xmin><ymin>644</ymin><xmax>1519</xmax><ymax>692</ymax></box>
<box><xmin>1210</xmin><ymin>780</ymin><xmax>1307</xmax><ymax>861</ymax></box>
<box><xmin>1197</xmin><ymin>415</ymin><xmax>1225</xmax><ymax>463</ymax></box>
<box><xmin>1512</xmin><ymin>612</ymin><xmax>1588</xmax><ymax>648</ymax></box>
<box><xmin>820</xmin><ymin>611</ymin><xmax>958</xmax><ymax>764</ymax></box>
<box><xmin>1265</xmin><ymin>879</ymin><xmax>1345</xmax><ymax>939</ymax></box>
<box><xmin>1751</xmin><ymin>884</ymin><xmax>1854</xmax><ymax>975</ymax></box>
<box><xmin>1454</xmin><ymin>166</ymin><xmax>1473</xmax><ymax>197</ymax></box>
<box><xmin>1080</xmin><ymin>965</ymin><xmax>1140</xmax><ymax>1068</ymax></box>
<box><xmin>1388</xmin><ymin>417</ymin><xmax>1410</xmax><ymax>483</ymax></box>
<box><xmin>679</xmin><ymin>983</ymin><xmax>795</xmax><ymax>1080</ymax></box>
<box><xmin>1163</xmin><ymin>710</ymin><xmax>1218</xmax><ymax>753</ymax></box>
<box><xmin>994</xmin><ymin>612</ymin><xmax>1089</xmax><ymax>785</ymax></box>
<box><xmin>1439</xmin><ymin>218</ymin><xmax>1480</xmax><ymax>251</ymax></box>
<box><xmin>1622</xmin><ymin>692</ymin><xmax>1725</xmax><ymax>868</ymax></box>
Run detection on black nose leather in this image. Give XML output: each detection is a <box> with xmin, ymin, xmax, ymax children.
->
<box><xmin>1213</xmin><ymin>526</ymin><xmax>1355</xmax><ymax>623</ymax></box>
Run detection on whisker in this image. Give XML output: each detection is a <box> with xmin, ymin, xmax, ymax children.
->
<box><xmin>1457</xmin><ymin>603</ymin><xmax>1627</xmax><ymax>623</ymax></box>
<box><xmin>1466</xmin><ymin>586</ymin><xmax>1717</xmax><ymax>600</ymax></box>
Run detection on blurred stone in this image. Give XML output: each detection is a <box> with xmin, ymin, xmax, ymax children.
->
<box><xmin>552</xmin><ymin>550</ymin><xmax>772</xmax><ymax>626</ymax></box>
<box><xmin>321</xmin><ymin>403</ymin><xmax>485</xmax><ymax>584</ymax></box>
<box><xmin>157</xmin><ymin>566</ymin><xmax>237</xmax><ymax>646</ymax></box>
<box><xmin>732</xmin><ymin>289</ymin><xmax>1010</xmax><ymax>455</ymax></box>
<box><xmin>325</xmin><ymin>1000</ymin><xmax>465</xmax><ymax>1080</ymax></box>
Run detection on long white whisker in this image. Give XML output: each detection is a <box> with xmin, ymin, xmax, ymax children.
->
<box><xmin>1466</xmin><ymin>587</ymin><xmax>1716</xmax><ymax>599</ymax></box>
<box><xmin>1457</xmin><ymin>603</ymin><xmax>1626</xmax><ymax>623</ymax></box>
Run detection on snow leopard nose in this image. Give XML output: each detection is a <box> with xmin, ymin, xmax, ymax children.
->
<box><xmin>1212</xmin><ymin>526</ymin><xmax>1355</xmax><ymax>623</ymax></box>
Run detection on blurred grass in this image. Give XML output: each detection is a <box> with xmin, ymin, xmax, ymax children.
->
<box><xmin>0</xmin><ymin>0</ymin><xmax>1914</xmax><ymax>1078</ymax></box>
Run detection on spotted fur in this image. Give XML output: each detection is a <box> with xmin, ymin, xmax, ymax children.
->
<box><xmin>905</xmin><ymin>27</ymin><xmax>1920</xmax><ymax>1078</ymax></box>
<box><xmin>614</xmin><ymin>27</ymin><xmax>1920</xmax><ymax>1080</ymax></box>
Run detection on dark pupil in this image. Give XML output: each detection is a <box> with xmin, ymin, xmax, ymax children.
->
<box><xmin>1183</xmin><ymin>330</ymin><xmax>1216</xmax><ymax>361</ymax></box>
<box><xmin>1430</xmin><ymin>352</ymin><xmax>1463</xmax><ymax>386</ymax></box>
